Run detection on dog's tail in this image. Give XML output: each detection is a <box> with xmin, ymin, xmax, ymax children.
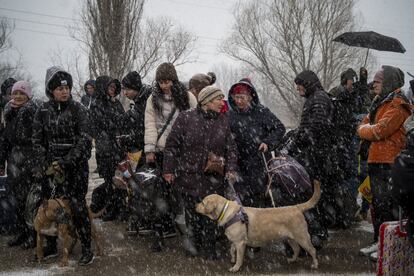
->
<box><xmin>297</xmin><ymin>180</ymin><xmax>321</xmax><ymax>212</ymax></box>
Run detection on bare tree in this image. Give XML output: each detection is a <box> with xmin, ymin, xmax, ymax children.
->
<box><xmin>72</xmin><ymin>0</ymin><xmax>145</xmax><ymax>79</ymax></box>
<box><xmin>209</xmin><ymin>63</ymin><xmax>249</xmax><ymax>93</ymax></box>
<box><xmin>0</xmin><ymin>19</ymin><xmax>33</xmax><ymax>87</ymax></box>
<box><xmin>49</xmin><ymin>47</ymin><xmax>88</xmax><ymax>101</ymax></box>
<box><xmin>0</xmin><ymin>18</ymin><xmax>13</xmax><ymax>54</ymax></box>
<box><xmin>72</xmin><ymin>0</ymin><xmax>197</xmax><ymax>81</ymax></box>
<box><xmin>135</xmin><ymin>17</ymin><xmax>197</xmax><ymax>80</ymax></box>
<box><xmin>221</xmin><ymin>0</ymin><xmax>374</xmax><ymax>124</ymax></box>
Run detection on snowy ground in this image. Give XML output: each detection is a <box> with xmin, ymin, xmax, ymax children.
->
<box><xmin>0</xmin><ymin>150</ymin><xmax>377</xmax><ymax>275</ymax></box>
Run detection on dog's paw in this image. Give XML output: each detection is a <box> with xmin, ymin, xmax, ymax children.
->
<box><xmin>287</xmin><ymin>257</ymin><xmax>297</xmax><ymax>263</ymax></box>
<box><xmin>229</xmin><ymin>265</ymin><xmax>241</xmax><ymax>273</ymax></box>
<box><xmin>59</xmin><ymin>261</ymin><xmax>69</xmax><ymax>267</ymax></box>
<box><xmin>311</xmin><ymin>261</ymin><xmax>319</xmax><ymax>269</ymax></box>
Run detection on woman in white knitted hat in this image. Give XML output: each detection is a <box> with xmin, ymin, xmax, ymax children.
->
<box><xmin>163</xmin><ymin>85</ymin><xmax>238</xmax><ymax>259</ymax></box>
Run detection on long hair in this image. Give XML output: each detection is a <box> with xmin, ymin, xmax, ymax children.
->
<box><xmin>152</xmin><ymin>80</ymin><xmax>190</xmax><ymax>116</ymax></box>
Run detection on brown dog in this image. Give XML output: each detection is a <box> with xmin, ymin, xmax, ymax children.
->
<box><xmin>34</xmin><ymin>198</ymin><xmax>103</xmax><ymax>266</ymax></box>
<box><xmin>196</xmin><ymin>180</ymin><xmax>321</xmax><ymax>272</ymax></box>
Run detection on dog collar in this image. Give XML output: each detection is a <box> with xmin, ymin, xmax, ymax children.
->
<box><xmin>217</xmin><ymin>200</ymin><xmax>229</xmax><ymax>223</ymax></box>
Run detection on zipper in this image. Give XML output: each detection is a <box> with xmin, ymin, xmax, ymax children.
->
<box><xmin>56</xmin><ymin>103</ymin><xmax>61</xmax><ymax>127</ymax></box>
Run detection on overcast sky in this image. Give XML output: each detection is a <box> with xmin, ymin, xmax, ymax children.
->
<box><xmin>1</xmin><ymin>0</ymin><xmax>413</xmax><ymax>94</ymax></box>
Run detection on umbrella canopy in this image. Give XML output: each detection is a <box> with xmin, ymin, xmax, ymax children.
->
<box><xmin>333</xmin><ymin>31</ymin><xmax>406</xmax><ymax>53</ymax></box>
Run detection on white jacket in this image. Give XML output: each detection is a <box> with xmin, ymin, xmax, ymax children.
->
<box><xmin>144</xmin><ymin>92</ymin><xmax>197</xmax><ymax>153</ymax></box>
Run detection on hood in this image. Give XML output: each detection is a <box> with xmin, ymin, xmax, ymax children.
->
<box><xmin>83</xmin><ymin>79</ymin><xmax>96</xmax><ymax>92</ymax></box>
<box><xmin>95</xmin><ymin>75</ymin><xmax>121</xmax><ymax>100</ymax></box>
<box><xmin>294</xmin><ymin>70</ymin><xmax>324</xmax><ymax>97</ymax></box>
<box><xmin>381</xmin><ymin>65</ymin><xmax>405</xmax><ymax>96</ymax></box>
<box><xmin>45</xmin><ymin>66</ymin><xmax>72</xmax><ymax>99</ymax></box>
<box><xmin>228</xmin><ymin>78</ymin><xmax>259</xmax><ymax>110</ymax></box>
<box><xmin>1</xmin><ymin>77</ymin><xmax>17</xmax><ymax>107</ymax></box>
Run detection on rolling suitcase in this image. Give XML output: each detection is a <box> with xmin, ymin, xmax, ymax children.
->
<box><xmin>377</xmin><ymin>210</ymin><xmax>414</xmax><ymax>276</ymax></box>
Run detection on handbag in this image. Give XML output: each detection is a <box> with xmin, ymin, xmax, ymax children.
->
<box><xmin>204</xmin><ymin>151</ymin><xmax>225</xmax><ymax>176</ymax></box>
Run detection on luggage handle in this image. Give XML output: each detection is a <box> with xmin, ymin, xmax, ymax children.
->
<box><xmin>397</xmin><ymin>206</ymin><xmax>408</xmax><ymax>236</ymax></box>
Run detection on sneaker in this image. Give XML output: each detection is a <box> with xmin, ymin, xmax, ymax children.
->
<box><xmin>78</xmin><ymin>250</ymin><xmax>94</xmax><ymax>266</ymax></box>
<box><xmin>162</xmin><ymin>229</ymin><xmax>177</xmax><ymax>239</ymax></box>
<box><xmin>359</xmin><ymin>242</ymin><xmax>378</xmax><ymax>256</ymax></box>
<box><xmin>369</xmin><ymin>251</ymin><xmax>378</xmax><ymax>262</ymax></box>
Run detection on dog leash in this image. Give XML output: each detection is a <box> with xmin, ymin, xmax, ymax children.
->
<box><xmin>262</xmin><ymin>151</ymin><xmax>277</xmax><ymax>207</ymax></box>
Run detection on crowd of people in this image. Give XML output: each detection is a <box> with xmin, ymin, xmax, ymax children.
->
<box><xmin>0</xmin><ymin>61</ymin><xmax>413</xmax><ymax>266</ymax></box>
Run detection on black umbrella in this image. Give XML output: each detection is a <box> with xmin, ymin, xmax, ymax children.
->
<box><xmin>333</xmin><ymin>31</ymin><xmax>406</xmax><ymax>66</ymax></box>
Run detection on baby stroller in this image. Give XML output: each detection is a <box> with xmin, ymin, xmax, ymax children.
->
<box><xmin>113</xmin><ymin>157</ymin><xmax>184</xmax><ymax>252</ymax></box>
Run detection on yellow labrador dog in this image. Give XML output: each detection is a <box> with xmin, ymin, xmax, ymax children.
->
<box><xmin>196</xmin><ymin>180</ymin><xmax>321</xmax><ymax>272</ymax></box>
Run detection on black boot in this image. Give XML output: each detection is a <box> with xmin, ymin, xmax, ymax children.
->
<box><xmin>151</xmin><ymin>223</ymin><xmax>165</xmax><ymax>252</ymax></box>
<box><xmin>21</xmin><ymin>229</ymin><xmax>36</xmax><ymax>250</ymax></box>
<box><xmin>7</xmin><ymin>232</ymin><xmax>26</xmax><ymax>247</ymax></box>
<box><xmin>176</xmin><ymin>220</ymin><xmax>198</xmax><ymax>257</ymax></box>
<box><xmin>79</xmin><ymin>248</ymin><xmax>94</xmax><ymax>266</ymax></box>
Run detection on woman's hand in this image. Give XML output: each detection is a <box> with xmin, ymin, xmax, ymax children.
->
<box><xmin>258</xmin><ymin>143</ymin><xmax>268</xmax><ymax>152</ymax></box>
<box><xmin>146</xmin><ymin>152</ymin><xmax>156</xmax><ymax>164</ymax></box>
<box><xmin>163</xmin><ymin>173</ymin><xmax>174</xmax><ymax>184</ymax></box>
<box><xmin>225</xmin><ymin>171</ymin><xmax>237</xmax><ymax>185</ymax></box>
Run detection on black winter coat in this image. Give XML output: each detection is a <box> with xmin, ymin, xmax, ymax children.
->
<box><xmin>292</xmin><ymin>71</ymin><xmax>335</xmax><ymax>182</ymax></box>
<box><xmin>392</xmin><ymin>149</ymin><xmax>414</xmax><ymax>214</ymax></box>
<box><xmin>0</xmin><ymin>100</ymin><xmax>38</xmax><ymax>201</ymax></box>
<box><xmin>80</xmin><ymin>94</ymin><xmax>96</xmax><ymax>109</ymax></box>
<box><xmin>228</xmin><ymin>80</ymin><xmax>286</xmax><ymax>194</ymax></box>
<box><xmin>330</xmin><ymin>85</ymin><xmax>359</xmax><ymax>179</ymax></box>
<box><xmin>163</xmin><ymin>107</ymin><xmax>238</xmax><ymax>198</ymax></box>
<box><xmin>32</xmin><ymin>99</ymin><xmax>92</xmax><ymax>197</ymax></box>
<box><xmin>118</xmin><ymin>84</ymin><xmax>152</xmax><ymax>152</ymax></box>
<box><xmin>90</xmin><ymin>76</ymin><xmax>124</xmax><ymax>178</ymax></box>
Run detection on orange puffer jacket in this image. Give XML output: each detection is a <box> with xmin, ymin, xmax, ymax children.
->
<box><xmin>358</xmin><ymin>92</ymin><xmax>411</xmax><ymax>164</ymax></box>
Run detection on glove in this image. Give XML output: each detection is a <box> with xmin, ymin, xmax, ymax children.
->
<box><xmin>32</xmin><ymin>166</ymin><xmax>45</xmax><ymax>179</ymax></box>
<box><xmin>52</xmin><ymin>161</ymin><xmax>63</xmax><ymax>174</ymax></box>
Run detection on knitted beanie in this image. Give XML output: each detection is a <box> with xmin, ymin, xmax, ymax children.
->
<box><xmin>155</xmin><ymin>62</ymin><xmax>178</xmax><ymax>82</ymax></box>
<box><xmin>48</xmin><ymin>71</ymin><xmax>73</xmax><ymax>92</ymax></box>
<box><xmin>11</xmin><ymin>81</ymin><xmax>32</xmax><ymax>98</ymax></box>
<box><xmin>198</xmin><ymin>85</ymin><xmax>224</xmax><ymax>106</ymax></box>
<box><xmin>189</xmin><ymin>73</ymin><xmax>211</xmax><ymax>92</ymax></box>
<box><xmin>122</xmin><ymin>71</ymin><xmax>142</xmax><ymax>91</ymax></box>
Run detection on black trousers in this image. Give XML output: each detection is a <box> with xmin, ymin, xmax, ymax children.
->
<box><xmin>43</xmin><ymin>166</ymin><xmax>92</xmax><ymax>252</ymax></box>
<box><xmin>46</xmin><ymin>196</ymin><xmax>91</xmax><ymax>252</ymax></box>
<box><xmin>369</xmin><ymin>163</ymin><xmax>398</xmax><ymax>242</ymax></box>
<box><xmin>182</xmin><ymin>193</ymin><xmax>218</xmax><ymax>253</ymax></box>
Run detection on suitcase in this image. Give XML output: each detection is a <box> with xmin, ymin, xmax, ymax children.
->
<box><xmin>377</xmin><ymin>218</ymin><xmax>414</xmax><ymax>276</ymax></box>
<box><xmin>0</xmin><ymin>175</ymin><xmax>17</xmax><ymax>234</ymax></box>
